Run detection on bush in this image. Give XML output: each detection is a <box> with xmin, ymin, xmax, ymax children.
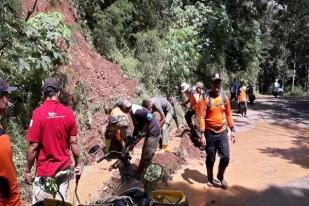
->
<box><xmin>285</xmin><ymin>85</ymin><xmax>308</xmax><ymax>96</ymax></box>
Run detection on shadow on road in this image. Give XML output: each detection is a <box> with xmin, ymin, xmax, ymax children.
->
<box><xmin>249</xmin><ymin>96</ymin><xmax>309</xmax><ymax>127</ymax></box>
<box><xmin>258</xmin><ymin>134</ymin><xmax>309</xmax><ymax>169</ymax></box>
<box><xmin>181</xmin><ymin>168</ymin><xmax>207</xmax><ymax>184</ymax></box>
<box><xmin>162</xmin><ymin>178</ymin><xmax>309</xmax><ymax>206</ymax></box>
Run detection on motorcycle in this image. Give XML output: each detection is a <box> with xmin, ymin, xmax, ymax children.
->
<box><xmin>247</xmin><ymin>85</ymin><xmax>255</xmax><ymax>104</ymax></box>
<box><xmin>272</xmin><ymin>88</ymin><xmax>284</xmax><ymax>98</ymax></box>
<box><xmin>93</xmin><ymin>134</ymin><xmax>189</xmax><ymax>206</ymax></box>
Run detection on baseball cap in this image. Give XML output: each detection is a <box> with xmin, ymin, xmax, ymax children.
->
<box><xmin>211</xmin><ymin>73</ymin><xmax>222</xmax><ymax>82</ymax></box>
<box><xmin>181</xmin><ymin>83</ymin><xmax>190</xmax><ymax>93</ymax></box>
<box><xmin>42</xmin><ymin>77</ymin><xmax>60</xmax><ymax>92</ymax></box>
<box><xmin>0</xmin><ymin>79</ymin><xmax>17</xmax><ymax>93</ymax></box>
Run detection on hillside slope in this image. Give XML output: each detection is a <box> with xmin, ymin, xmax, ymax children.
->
<box><xmin>21</xmin><ymin>0</ymin><xmax>137</xmax><ymax>159</ymax></box>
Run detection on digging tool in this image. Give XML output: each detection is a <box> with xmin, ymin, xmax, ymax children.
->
<box><xmin>74</xmin><ymin>175</ymin><xmax>81</xmax><ymax>204</ymax></box>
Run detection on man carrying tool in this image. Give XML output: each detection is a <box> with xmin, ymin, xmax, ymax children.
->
<box><xmin>0</xmin><ymin>79</ymin><xmax>21</xmax><ymax>206</ymax></box>
<box><xmin>104</xmin><ymin>103</ymin><xmax>130</xmax><ymax>154</ymax></box>
<box><xmin>142</xmin><ymin>97</ymin><xmax>175</xmax><ymax>151</ymax></box>
<box><xmin>198</xmin><ymin>73</ymin><xmax>236</xmax><ymax>189</ymax></box>
<box><xmin>180</xmin><ymin>83</ymin><xmax>200</xmax><ymax>138</ymax></box>
<box><xmin>118</xmin><ymin>99</ymin><xmax>160</xmax><ymax>174</ymax></box>
<box><xmin>24</xmin><ymin>77</ymin><xmax>81</xmax><ymax>204</ymax></box>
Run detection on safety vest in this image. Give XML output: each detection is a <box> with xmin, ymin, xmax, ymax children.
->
<box><xmin>238</xmin><ymin>86</ymin><xmax>247</xmax><ymax>102</ymax></box>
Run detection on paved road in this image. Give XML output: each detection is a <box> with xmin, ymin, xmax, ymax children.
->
<box><xmin>166</xmin><ymin>95</ymin><xmax>309</xmax><ymax>206</ymax></box>
<box><xmin>233</xmin><ymin>95</ymin><xmax>309</xmax><ymax>131</ymax></box>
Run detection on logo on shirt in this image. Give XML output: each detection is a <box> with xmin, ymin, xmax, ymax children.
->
<box><xmin>47</xmin><ymin>112</ymin><xmax>65</xmax><ymax>119</ymax></box>
<box><xmin>48</xmin><ymin>112</ymin><xmax>57</xmax><ymax>118</ymax></box>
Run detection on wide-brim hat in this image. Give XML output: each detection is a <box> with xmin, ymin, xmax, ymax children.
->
<box><xmin>181</xmin><ymin>83</ymin><xmax>190</xmax><ymax>93</ymax></box>
<box><xmin>195</xmin><ymin>82</ymin><xmax>204</xmax><ymax>89</ymax></box>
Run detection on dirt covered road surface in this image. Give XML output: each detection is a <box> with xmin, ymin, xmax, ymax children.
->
<box><xmin>67</xmin><ymin>95</ymin><xmax>309</xmax><ymax>206</ymax></box>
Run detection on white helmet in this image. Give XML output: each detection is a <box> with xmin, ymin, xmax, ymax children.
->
<box><xmin>181</xmin><ymin>83</ymin><xmax>190</xmax><ymax>93</ymax></box>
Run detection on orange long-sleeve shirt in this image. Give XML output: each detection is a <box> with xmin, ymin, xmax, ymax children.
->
<box><xmin>0</xmin><ymin>133</ymin><xmax>21</xmax><ymax>206</ymax></box>
<box><xmin>238</xmin><ymin>86</ymin><xmax>247</xmax><ymax>102</ymax></box>
<box><xmin>187</xmin><ymin>90</ymin><xmax>198</xmax><ymax>111</ymax></box>
<box><xmin>197</xmin><ymin>93</ymin><xmax>234</xmax><ymax>133</ymax></box>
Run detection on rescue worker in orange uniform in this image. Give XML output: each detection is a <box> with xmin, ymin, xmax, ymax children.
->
<box><xmin>104</xmin><ymin>104</ymin><xmax>130</xmax><ymax>154</ymax></box>
<box><xmin>181</xmin><ymin>82</ymin><xmax>200</xmax><ymax>138</ymax></box>
<box><xmin>198</xmin><ymin>73</ymin><xmax>236</xmax><ymax>189</ymax></box>
<box><xmin>237</xmin><ymin>79</ymin><xmax>248</xmax><ymax>118</ymax></box>
<box><xmin>0</xmin><ymin>79</ymin><xmax>21</xmax><ymax>206</ymax></box>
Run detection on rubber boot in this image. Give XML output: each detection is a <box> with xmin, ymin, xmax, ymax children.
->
<box><xmin>104</xmin><ymin>139</ymin><xmax>111</xmax><ymax>154</ymax></box>
<box><xmin>162</xmin><ymin>145</ymin><xmax>168</xmax><ymax>152</ymax></box>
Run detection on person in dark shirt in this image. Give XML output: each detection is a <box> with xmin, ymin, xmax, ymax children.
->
<box><xmin>118</xmin><ymin>99</ymin><xmax>160</xmax><ymax>174</ymax></box>
<box><xmin>142</xmin><ymin>97</ymin><xmax>175</xmax><ymax>151</ymax></box>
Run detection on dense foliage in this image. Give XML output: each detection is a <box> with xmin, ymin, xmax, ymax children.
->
<box><xmin>73</xmin><ymin>0</ymin><xmax>308</xmax><ymax>95</ymax></box>
<box><xmin>0</xmin><ymin>0</ymin><xmax>308</xmax><ymax>201</ymax></box>
<box><xmin>0</xmin><ymin>0</ymin><xmax>72</xmax><ymax>198</ymax></box>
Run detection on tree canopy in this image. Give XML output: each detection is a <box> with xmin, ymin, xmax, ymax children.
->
<box><xmin>72</xmin><ymin>0</ymin><xmax>309</xmax><ymax>95</ymax></box>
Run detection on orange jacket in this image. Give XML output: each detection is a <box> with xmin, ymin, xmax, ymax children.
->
<box><xmin>197</xmin><ymin>93</ymin><xmax>234</xmax><ymax>133</ymax></box>
<box><xmin>0</xmin><ymin>133</ymin><xmax>21</xmax><ymax>206</ymax></box>
<box><xmin>188</xmin><ymin>92</ymin><xmax>198</xmax><ymax>111</ymax></box>
<box><xmin>238</xmin><ymin>86</ymin><xmax>247</xmax><ymax>102</ymax></box>
<box><xmin>187</xmin><ymin>89</ymin><xmax>204</xmax><ymax>111</ymax></box>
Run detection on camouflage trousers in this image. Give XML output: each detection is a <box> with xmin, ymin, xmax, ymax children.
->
<box><xmin>138</xmin><ymin>135</ymin><xmax>160</xmax><ymax>172</ymax></box>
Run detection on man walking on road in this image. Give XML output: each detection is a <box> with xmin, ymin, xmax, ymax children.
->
<box><xmin>24</xmin><ymin>77</ymin><xmax>81</xmax><ymax>204</ymax></box>
<box><xmin>118</xmin><ymin>99</ymin><xmax>161</xmax><ymax>174</ymax></box>
<box><xmin>142</xmin><ymin>97</ymin><xmax>175</xmax><ymax>151</ymax></box>
<box><xmin>237</xmin><ymin>79</ymin><xmax>248</xmax><ymax>118</ymax></box>
<box><xmin>230</xmin><ymin>78</ymin><xmax>238</xmax><ymax>101</ymax></box>
<box><xmin>0</xmin><ymin>79</ymin><xmax>21</xmax><ymax>206</ymax></box>
<box><xmin>198</xmin><ymin>73</ymin><xmax>236</xmax><ymax>189</ymax></box>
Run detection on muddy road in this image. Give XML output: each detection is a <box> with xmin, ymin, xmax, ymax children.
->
<box><xmin>67</xmin><ymin>95</ymin><xmax>309</xmax><ymax>206</ymax></box>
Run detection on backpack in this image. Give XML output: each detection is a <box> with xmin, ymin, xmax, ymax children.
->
<box><xmin>203</xmin><ymin>90</ymin><xmax>228</xmax><ymax>128</ymax></box>
<box><xmin>204</xmin><ymin>90</ymin><xmax>227</xmax><ymax>108</ymax></box>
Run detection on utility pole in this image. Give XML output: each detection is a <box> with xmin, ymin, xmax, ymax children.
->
<box><xmin>292</xmin><ymin>53</ymin><xmax>296</xmax><ymax>94</ymax></box>
<box><xmin>307</xmin><ymin>68</ymin><xmax>309</xmax><ymax>92</ymax></box>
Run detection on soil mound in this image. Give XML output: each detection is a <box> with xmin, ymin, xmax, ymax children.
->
<box><xmin>21</xmin><ymin>0</ymin><xmax>137</xmax><ymax>162</ymax></box>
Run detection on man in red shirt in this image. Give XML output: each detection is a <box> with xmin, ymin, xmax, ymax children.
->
<box><xmin>0</xmin><ymin>79</ymin><xmax>21</xmax><ymax>206</ymax></box>
<box><xmin>24</xmin><ymin>77</ymin><xmax>81</xmax><ymax>204</ymax></box>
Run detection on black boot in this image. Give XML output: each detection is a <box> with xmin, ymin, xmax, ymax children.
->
<box><xmin>206</xmin><ymin>168</ymin><xmax>214</xmax><ymax>187</ymax></box>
